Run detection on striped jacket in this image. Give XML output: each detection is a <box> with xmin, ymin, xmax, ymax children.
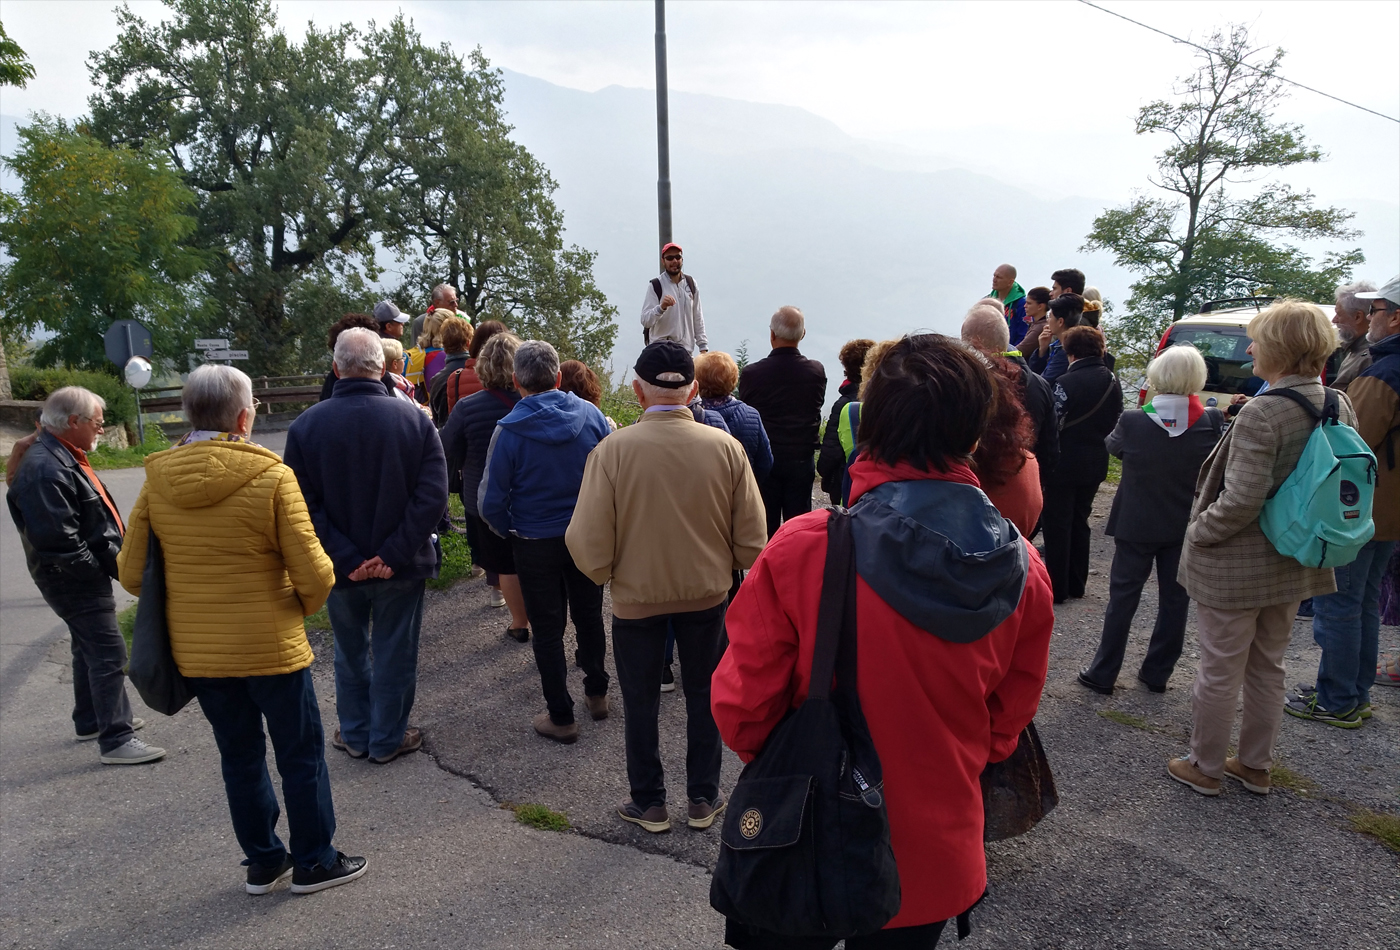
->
<box><xmin>1178</xmin><ymin>376</ymin><xmax>1355</xmax><ymax>609</ymax></box>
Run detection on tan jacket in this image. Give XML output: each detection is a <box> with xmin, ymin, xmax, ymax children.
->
<box><xmin>1178</xmin><ymin>377</ymin><xmax>1354</xmax><ymax>609</ymax></box>
<box><xmin>566</xmin><ymin>408</ymin><xmax>767</xmax><ymax>619</ymax></box>
<box><xmin>1349</xmin><ymin>373</ymin><xmax>1400</xmax><ymax>541</ymax></box>
<box><xmin>118</xmin><ymin>440</ymin><xmax>334</xmax><ymax>678</ymax></box>
<box><xmin>1331</xmin><ymin>334</ymin><xmax>1372</xmax><ymax>392</ymax></box>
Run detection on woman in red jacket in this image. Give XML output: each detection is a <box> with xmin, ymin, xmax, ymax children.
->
<box><xmin>713</xmin><ymin>333</ymin><xmax>1055</xmax><ymax>949</ymax></box>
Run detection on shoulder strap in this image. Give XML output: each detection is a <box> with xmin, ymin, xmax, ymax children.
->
<box><xmin>685</xmin><ymin>274</ymin><xmax>696</xmax><ymax>296</ymax></box>
<box><xmin>1062</xmin><ymin>379</ymin><xmax>1116</xmax><ymax>430</ymax></box>
<box><xmin>1257</xmin><ymin>387</ymin><xmax>1332</xmax><ymax>426</ymax></box>
<box><xmin>650</xmin><ymin>277</ymin><xmax>663</xmax><ymax>300</ymax></box>
<box><xmin>488</xmin><ymin>389</ymin><xmax>516</xmax><ymax>410</ymax></box>
<box><xmin>448</xmin><ymin>368</ymin><xmax>463</xmax><ymax>402</ymax></box>
<box><xmin>809</xmin><ymin>510</ymin><xmax>854</xmax><ymax>703</ymax></box>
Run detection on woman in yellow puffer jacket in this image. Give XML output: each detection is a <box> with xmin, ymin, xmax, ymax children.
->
<box><xmin>117</xmin><ymin>365</ymin><xmax>368</xmax><ymax>896</ymax></box>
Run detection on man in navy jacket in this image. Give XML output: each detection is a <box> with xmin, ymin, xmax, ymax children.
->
<box><xmin>479</xmin><ymin>340</ymin><xmax>612</xmax><ymax>744</ymax></box>
<box><xmin>285</xmin><ymin>328</ymin><xmax>448</xmax><ymax>765</ymax></box>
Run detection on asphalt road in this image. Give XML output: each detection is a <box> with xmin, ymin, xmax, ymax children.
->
<box><xmin>2</xmin><ymin>446</ymin><xmax>1397</xmax><ymax>949</ymax></box>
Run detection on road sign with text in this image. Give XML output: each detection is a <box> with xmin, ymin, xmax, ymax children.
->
<box><xmin>204</xmin><ymin>349</ymin><xmax>249</xmax><ymax>361</ymax></box>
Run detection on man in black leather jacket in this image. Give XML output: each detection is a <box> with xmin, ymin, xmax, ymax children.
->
<box><xmin>6</xmin><ymin>387</ymin><xmax>164</xmax><ymax>765</ymax></box>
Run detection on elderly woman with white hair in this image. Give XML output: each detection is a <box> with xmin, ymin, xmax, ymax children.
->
<box><xmin>1078</xmin><ymin>344</ymin><xmax>1225</xmax><ymax>696</ymax></box>
<box><xmin>118</xmin><ymin>365</ymin><xmax>368</xmax><ymax>895</ymax></box>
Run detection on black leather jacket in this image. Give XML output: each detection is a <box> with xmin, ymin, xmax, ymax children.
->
<box><xmin>6</xmin><ymin>431</ymin><xmax>124</xmax><ymax>587</ymax></box>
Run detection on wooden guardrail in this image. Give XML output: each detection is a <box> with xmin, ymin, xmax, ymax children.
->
<box><xmin>138</xmin><ymin>374</ymin><xmax>326</xmax><ymax>417</ymax></box>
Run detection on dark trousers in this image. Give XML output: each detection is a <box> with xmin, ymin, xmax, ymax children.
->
<box><xmin>725</xmin><ymin>918</ymin><xmax>949</xmax><ymax>950</ymax></box>
<box><xmin>1041</xmin><ymin>481</ymin><xmax>1101</xmax><ymax>602</ymax></box>
<box><xmin>512</xmin><ymin>535</ymin><xmax>609</xmax><ymax>725</ymax></box>
<box><xmin>326</xmin><ymin>577</ymin><xmax>425</xmax><ymax>760</ymax></box>
<box><xmin>189</xmin><ymin>668</ymin><xmax>338</xmax><ymax>871</ymax></box>
<box><xmin>38</xmin><ymin>577</ymin><xmax>134</xmax><ymax>754</ymax></box>
<box><xmin>761</xmin><ymin>457</ymin><xmax>816</xmax><ymax>538</ymax></box>
<box><xmin>612</xmin><ymin>603</ymin><xmax>726</xmax><ymax>807</ymax></box>
<box><xmin>1084</xmin><ymin>539</ymin><xmax>1189</xmax><ymax>689</ymax></box>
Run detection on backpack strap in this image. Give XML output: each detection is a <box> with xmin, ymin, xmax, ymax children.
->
<box><xmin>1257</xmin><ymin>387</ymin><xmax>1336</xmax><ymax>426</ymax></box>
<box><xmin>448</xmin><ymin>369</ymin><xmax>463</xmax><ymax>406</ymax></box>
<box><xmin>488</xmin><ymin>389</ymin><xmax>516</xmax><ymax>411</ymax></box>
<box><xmin>809</xmin><ymin>510</ymin><xmax>854</xmax><ymax>704</ymax></box>
<box><xmin>650</xmin><ymin>277</ymin><xmax>663</xmax><ymax>301</ymax></box>
<box><xmin>685</xmin><ymin>274</ymin><xmax>696</xmax><ymax>297</ymax></box>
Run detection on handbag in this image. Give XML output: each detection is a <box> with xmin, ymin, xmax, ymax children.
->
<box><xmin>980</xmin><ymin>720</ymin><xmax>1058</xmax><ymax>841</ymax></box>
<box><xmin>710</xmin><ymin>509</ymin><xmax>901</xmax><ymax>939</ymax></box>
<box><xmin>126</xmin><ymin>532</ymin><xmax>194</xmax><ymax>715</ymax></box>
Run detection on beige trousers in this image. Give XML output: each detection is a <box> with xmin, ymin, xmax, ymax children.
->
<box><xmin>1188</xmin><ymin>601</ymin><xmax>1298</xmax><ymax>778</ymax></box>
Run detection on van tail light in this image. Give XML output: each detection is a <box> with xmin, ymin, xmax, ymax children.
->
<box><xmin>1138</xmin><ymin>387</ymin><xmax>1148</xmax><ymax>407</ymax></box>
<box><xmin>1154</xmin><ymin>326</ymin><xmax>1174</xmax><ymax>355</ymax></box>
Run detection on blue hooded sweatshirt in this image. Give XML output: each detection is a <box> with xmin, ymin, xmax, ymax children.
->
<box><xmin>478</xmin><ymin>388</ymin><xmax>611</xmax><ymax>539</ymax></box>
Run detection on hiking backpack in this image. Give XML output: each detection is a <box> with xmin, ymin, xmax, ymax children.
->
<box><xmin>645</xmin><ymin>275</ymin><xmax>697</xmax><ymax>344</ymax></box>
<box><xmin>1257</xmin><ymin>388</ymin><xmax>1377</xmax><ymax>569</ymax></box>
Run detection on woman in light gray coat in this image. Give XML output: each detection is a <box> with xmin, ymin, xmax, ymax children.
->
<box><xmin>1170</xmin><ymin>301</ymin><xmax>1353</xmax><ymax>798</ymax></box>
<box><xmin>1078</xmin><ymin>346</ymin><xmax>1224</xmax><ymax>695</ymax></box>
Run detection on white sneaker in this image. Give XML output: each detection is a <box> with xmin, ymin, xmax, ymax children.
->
<box><xmin>470</xmin><ymin>565</ymin><xmax>486</xmax><ymax>579</ymax></box>
<box><xmin>100</xmin><ymin>737</ymin><xmax>167</xmax><ymax>765</ymax></box>
<box><xmin>488</xmin><ymin>588</ymin><xmax>506</xmax><ymax>608</ymax></box>
<box><xmin>77</xmin><ymin>717</ymin><xmax>145</xmax><ymax>742</ymax></box>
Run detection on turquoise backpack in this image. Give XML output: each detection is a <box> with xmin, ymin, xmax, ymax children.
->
<box><xmin>1258</xmin><ymin>388</ymin><xmax>1377</xmax><ymax>569</ymax></box>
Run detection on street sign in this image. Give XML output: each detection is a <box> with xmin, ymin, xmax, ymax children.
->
<box><xmin>194</xmin><ymin>339</ymin><xmax>229</xmax><ymax>350</ymax></box>
<box><xmin>103</xmin><ymin>319</ymin><xmax>154</xmax><ymax>367</ymax></box>
<box><xmin>204</xmin><ymin>349</ymin><xmax>249</xmax><ymax>361</ymax></box>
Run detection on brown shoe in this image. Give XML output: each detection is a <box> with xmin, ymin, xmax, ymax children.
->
<box><xmin>1223</xmin><ymin>756</ymin><xmax>1271</xmax><ymax>795</ymax></box>
<box><xmin>686</xmin><ymin>796</ymin><xmax>727</xmax><ymax>830</ymax></box>
<box><xmin>618</xmin><ymin>799</ymin><xmax>671</xmax><ymax>833</ymax></box>
<box><xmin>369</xmin><ymin>726</ymin><xmax>422</xmax><ymax>764</ymax></box>
<box><xmin>331</xmin><ymin>729</ymin><xmax>366</xmax><ymax>760</ymax></box>
<box><xmin>1168</xmin><ymin>756</ymin><xmax>1221</xmax><ymax>796</ymax></box>
<box><xmin>533</xmin><ymin>712</ymin><xmax>579</xmax><ymax>744</ymax></box>
<box><xmin>584</xmin><ymin>694</ymin><xmax>609</xmax><ymax>721</ymax></box>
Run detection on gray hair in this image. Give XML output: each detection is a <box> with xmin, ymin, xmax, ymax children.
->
<box><xmin>770</xmin><ymin>305</ymin><xmax>805</xmax><ymax>342</ymax></box>
<box><xmin>334</xmin><ymin>327</ymin><xmax>387</xmax><ymax>378</ymax></box>
<box><xmin>514</xmin><ymin>340</ymin><xmax>561</xmax><ymax>393</ymax></box>
<box><xmin>431</xmin><ymin>283</ymin><xmax>456</xmax><ymax>306</ymax></box>
<box><xmin>1335</xmin><ymin>280</ymin><xmax>1377</xmax><ymax>316</ymax></box>
<box><xmin>40</xmin><ymin>386</ymin><xmax>105</xmax><ymax>432</ymax></box>
<box><xmin>476</xmin><ymin>332</ymin><xmax>521</xmax><ymax>390</ymax></box>
<box><xmin>636</xmin><ymin>378</ymin><xmax>694</xmax><ymax>405</ymax></box>
<box><xmin>961</xmin><ymin>305</ymin><xmax>1010</xmax><ymax>355</ymax></box>
<box><xmin>1147</xmin><ymin>344</ymin><xmax>1208</xmax><ymax>396</ymax></box>
<box><xmin>1082</xmin><ymin>286</ymin><xmax>1103</xmax><ymax>304</ymax></box>
<box><xmin>184</xmin><ymin>364</ymin><xmax>254</xmax><ymax>431</ymax></box>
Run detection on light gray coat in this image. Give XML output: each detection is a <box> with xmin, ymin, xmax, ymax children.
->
<box><xmin>1178</xmin><ymin>376</ymin><xmax>1355</xmax><ymax>609</ymax></box>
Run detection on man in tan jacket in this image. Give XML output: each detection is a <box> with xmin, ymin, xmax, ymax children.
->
<box><xmin>567</xmin><ymin>341</ymin><xmax>766</xmax><ymax>835</ymax></box>
<box><xmin>1294</xmin><ymin>276</ymin><xmax>1400</xmax><ymax>717</ymax></box>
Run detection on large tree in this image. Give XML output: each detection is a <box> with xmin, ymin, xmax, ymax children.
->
<box><xmin>0</xmin><ymin>117</ymin><xmax>208</xmax><ymax>369</ymax></box>
<box><xmin>0</xmin><ymin>20</ymin><xmax>35</xmax><ymax>398</ymax></box>
<box><xmin>87</xmin><ymin>0</ymin><xmax>615</xmax><ymax>375</ymax></box>
<box><xmin>1084</xmin><ymin>25</ymin><xmax>1362</xmax><ymax>376</ymax></box>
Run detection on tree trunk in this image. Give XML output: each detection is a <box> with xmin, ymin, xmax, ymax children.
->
<box><xmin>0</xmin><ymin>336</ymin><xmax>11</xmax><ymax>401</ymax></box>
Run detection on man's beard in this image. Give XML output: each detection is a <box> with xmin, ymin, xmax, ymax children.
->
<box><xmin>1337</xmin><ymin>326</ymin><xmax>1356</xmax><ymax>345</ymax></box>
<box><xmin>1368</xmin><ymin>316</ymin><xmax>1393</xmax><ymax>344</ymax></box>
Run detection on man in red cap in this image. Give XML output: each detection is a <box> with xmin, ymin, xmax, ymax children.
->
<box><xmin>640</xmin><ymin>243</ymin><xmax>708</xmax><ymax>353</ymax></box>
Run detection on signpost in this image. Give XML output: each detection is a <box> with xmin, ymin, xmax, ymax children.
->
<box><xmin>103</xmin><ymin>320</ymin><xmax>155</xmax><ymax>447</ymax></box>
<box><xmin>204</xmin><ymin>349</ymin><xmax>249</xmax><ymax>361</ymax></box>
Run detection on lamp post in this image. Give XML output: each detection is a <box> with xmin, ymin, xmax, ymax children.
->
<box><xmin>654</xmin><ymin>0</ymin><xmax>672</xmax><ymax>250</ymax></box>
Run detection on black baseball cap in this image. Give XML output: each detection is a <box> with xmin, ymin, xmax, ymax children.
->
<box><xmin>634</xmin><ymin>340</ymin><xmax>695</xmax><ymax>388</ymax></box>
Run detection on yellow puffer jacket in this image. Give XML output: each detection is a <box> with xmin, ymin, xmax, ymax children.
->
<box><xmin>117</xmin><ymin>440</ymin><xmax>334</xmax><ymax>678</ymax></box>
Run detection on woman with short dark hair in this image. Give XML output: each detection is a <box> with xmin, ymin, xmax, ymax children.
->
<box><xmin>817</xmin><ymin>338</ymin><xmax>877</xmax><ymax>504</ymax></box>
<box><xmin>714</xmin><ymin>333</ymin><xmax>1054</xmax><ymax>949</ymax></box>
<box><xmin>1041</xmin><ymin>325</ymin><xmax>1123</xmax><ymax>604</ymax></box>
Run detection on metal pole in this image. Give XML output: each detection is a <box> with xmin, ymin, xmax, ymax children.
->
<box><xmin>123</xmin><ymin>323</ymin><xmax>145</xmax><ymax>445</ymax></box>
<box><xmin>655</xmin><ymin>0</ymin><xmax>672</xmax><ymax>249</ymax></box>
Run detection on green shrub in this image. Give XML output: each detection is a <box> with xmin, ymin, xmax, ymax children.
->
<box><xmin>9</xmin><ymin>365</ymin><xmax>138</xmax><ymax>428</ymax></box>
<box><xmin>89</xmin><ymin>425</ymin><xmax>171</xmax><ymax>470</ymax></box>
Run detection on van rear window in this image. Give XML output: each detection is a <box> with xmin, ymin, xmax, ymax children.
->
<box><xmin>1167</xmin><ymin>326</ymin><xmax>1251</xmax><ymax>362</ymax></box>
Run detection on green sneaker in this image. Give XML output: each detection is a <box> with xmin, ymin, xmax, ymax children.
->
<box><xmin>1284</xmin><ymin>691</ymin><xmax>1363</xmax><ymax>729</ymax></box>
<box><xmin>1357</xmin><ymin>702</ymin><xmax>1372</xmax><ymax>720</ymax></box>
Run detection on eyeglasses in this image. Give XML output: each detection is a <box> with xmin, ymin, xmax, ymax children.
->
<box><xmin>250</xmin><ymin>397</ymin><xmax>262</xmax><ymax>414</ymax></box>
<box><xmin>663</xmin><ymin>254</ymin><xmax>682</xmax><ymax>261</ymax></box>
<box><xmin>77</xmin><ymin>416</ymin><xmax>105</xmax><ymax>430</ymax></box>
<box><xmin>1370</xmin><ymin>305</ymin><xmax>1391</xmax><ymax>315</ymax></box>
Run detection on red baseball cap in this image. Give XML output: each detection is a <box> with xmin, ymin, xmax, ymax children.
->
<box><xmin>661</xmin><ymin>242</ymin><xmax>683</xmax><ymax>256</ymax></box>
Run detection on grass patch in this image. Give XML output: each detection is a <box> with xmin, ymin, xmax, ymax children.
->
<box><xmin>510</xmin><ymin>803</ymin><xmax>571</xmax><ymax>833</ymax></box>
<box><xmin>1348</xmin><ymin>808</ymin><xmax>1400</xmax><ymax>853</ymax></box>
<box><xmin>1098</xmin><ymin>709</ymin><xmax>1151</xmax><ymax>730</ymax></box>
<box><xmin>427</xmin><ymin>494</ymin><xmax>473</xmax><ymax>591</ymax></box>
<box><xmin>1105</xmin><ymin>455</ymin><xmax>1122</xmax><ymax>484</ymax></box>
<box><xmin>117</xmin><ymin>602</ymin><xmax>137</xmax><ymax>651</ymax></box>
<box><xmin>304</xmin><ymin>604</ymin><xmax>331</xmax><ymax>633</ymax></box>
<box><xmin>1270</xmin><ymin>762</ymin><xmax>1319</xmax><ymax>796</ymax></box>
<box><xmin>89</xmin><ymin>426</ymin><xmax>171</xmax><ymax>471</ymax></box>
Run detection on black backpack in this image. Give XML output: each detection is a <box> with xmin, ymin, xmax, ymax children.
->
<box><xmin>710</xmin><ymin>509</ymin><xmax>901</xmax><ymax>939</ymax></box>
<box><xmin>645</xmin><ymin>275</ymin><xmax>697</xmax><ymax>344</ymax></box>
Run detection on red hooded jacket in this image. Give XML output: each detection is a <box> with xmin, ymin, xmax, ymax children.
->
<box><xmin>712</xmin><ymin>458</ymin><xmax>1054</xmax><ymax>928</ymax></box>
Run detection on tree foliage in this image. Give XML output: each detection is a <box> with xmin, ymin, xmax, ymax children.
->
<box><xmin>0</xmin><ymin>21</ymin><xmax>35</xmax><ymax>87</ymax></box>
<box><xmin>0</xmin><ymin>116</ymin><xmax>208</xmax><ymax>369</ymax></box>
<box><xmin>85</xmin><ymin>0</ymin><xmax>615</xmax><ymax>375</ymax></box>
<box><xmin>1084</xmin><ymin>25</ymin><xmax>1362</xmax><ymax>375</ymax></box>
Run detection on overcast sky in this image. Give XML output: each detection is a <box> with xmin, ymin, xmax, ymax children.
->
<box><xmin>3</xmin><ymin>0</ymin><xmax>1397</xmax><ymax>249</ymax></box>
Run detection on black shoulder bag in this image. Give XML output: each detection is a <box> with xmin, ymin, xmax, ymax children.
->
<box><xmin>711</xmin><ymin>509</ymin><xmax>901</xmax><ymax>940</ymax></box>
<box><xmin>127</xmin><ymin>533</ymin><xmax>194</xmax><ymax>715</ymax></box>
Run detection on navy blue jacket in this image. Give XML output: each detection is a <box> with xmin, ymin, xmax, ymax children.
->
<box><xmin>478</xmin><ymin>388</ymin><xmax>610</xmax><ymax>539</ymax></box>
<box><xmin>285</xmin><ymin>376</ymin><xmax>448</xmax><ymax>586</ymax></box>
<box><xmin>1028</xmin><ymin>339</ymin><xmax>1068</xmax><ymax>384</ymax></box>
<box><xmin>440</xmin><ymin>387</ymin><xmax>520</xmax><ymax>514</ymax></box>
<box><xmin>703</xmin><ymin>395</ymin><xmax>773</xmax><ymax>482</ymax></box>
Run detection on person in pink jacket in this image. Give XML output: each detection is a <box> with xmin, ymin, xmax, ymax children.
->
<box><xmin>713</xmin><ymin>333</ymin><xmax>1055</xmax><ymax>949</ymax></box>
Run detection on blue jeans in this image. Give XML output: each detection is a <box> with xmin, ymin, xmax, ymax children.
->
<box><xmin>189</xmin><ymin>668</ymin><xmax>338</xmax><ymax>870</ymax></box>
<box><xmin>326</xmin><ymin>577</ymin><xmax>426</xmax><ymax>759</ymax></box>
<box><xmin>1312</xmin><ymin>539</ymin><xmax>1397</xmax><ymax>712</ymax></box>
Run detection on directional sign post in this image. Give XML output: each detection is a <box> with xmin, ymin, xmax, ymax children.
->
<box><xmin>103</xmin><ymin>320</ymin><xmax>155</xmax><ymax>448</ymax></box>
<box><xmin>194</xmin><ymin>339</ymin><xmax>229</xmax><ymax>351</ymax></box>
<box><xmin>204</xmin><ymin>349</ymin><xmax>249</xmax><ymax>361</ymax></box>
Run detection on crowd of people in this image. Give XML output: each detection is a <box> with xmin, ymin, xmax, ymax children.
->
<box><xmin>6</xmin><ymin>240</ymin><xmax>1399</xmax><ymax>944</ymax></box>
